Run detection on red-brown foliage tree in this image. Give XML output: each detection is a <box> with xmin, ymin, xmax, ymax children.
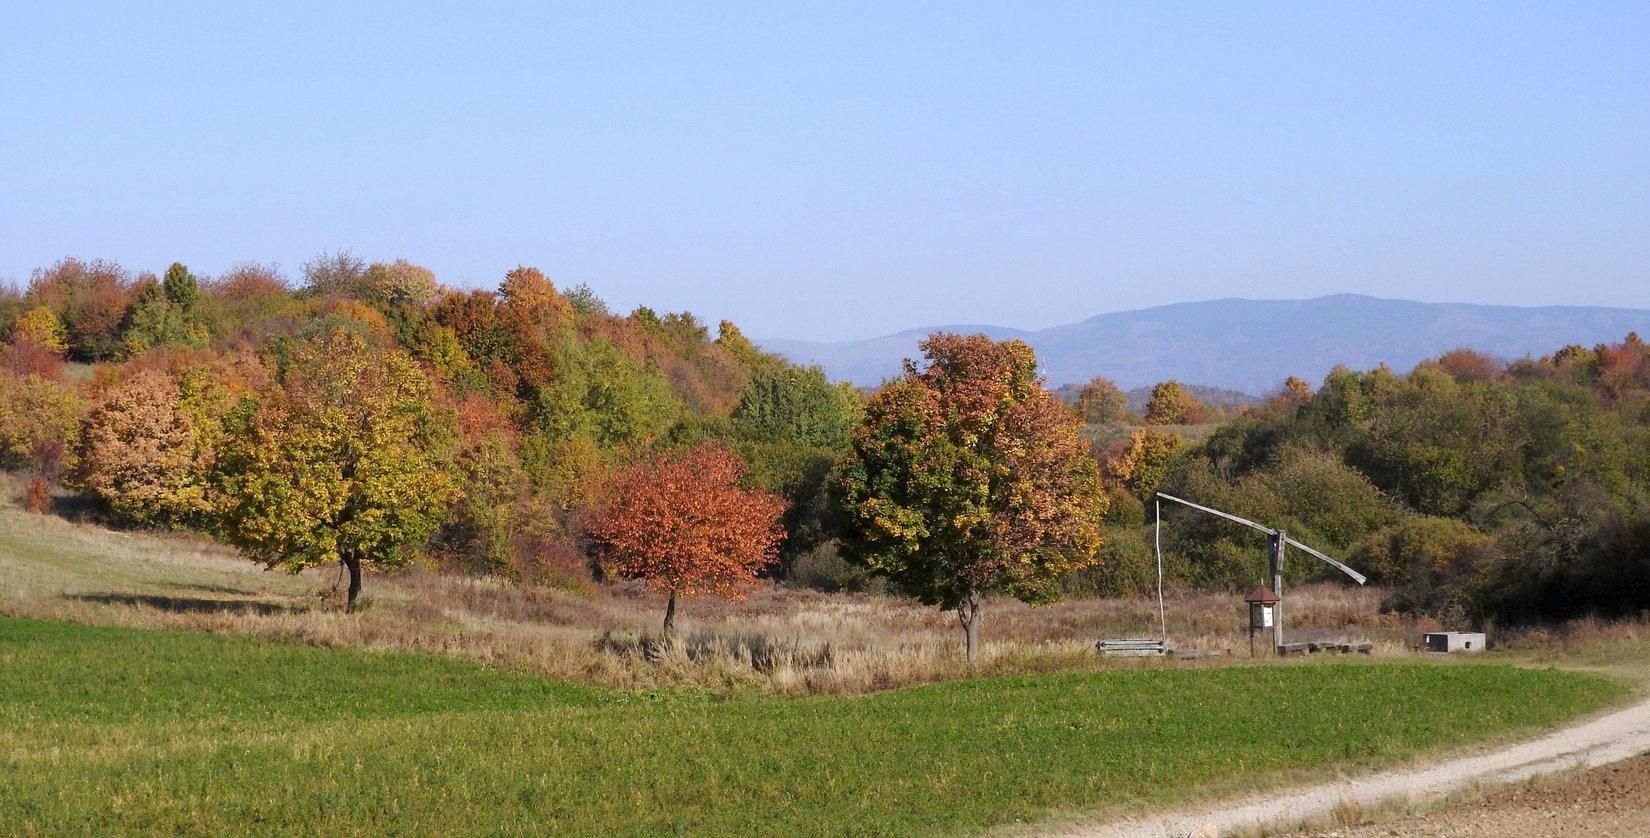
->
<box><xmin>1432</xmin><ymin>347</ymin><xmax>1505</xmax><ymax>383</ymax></box>
<box><xmin>1251</xmin><ymin>375</ymin><xmax>1315</xmax><ymax>419</ymax></box>
<box><xmin>585</xmin><ymin>441</ymin><xmax>786</xmax><ymax>637</ymax></box>
<box><xmin>26</xmin><ymin>257</ymin><xmax>136</xmax><ymax>361</ymax></box>
<box><xmin>208</xmin><ymin>262</ymin><xmax>290</xmax><ymax>302</ymax></box>
<box><xmin>1075</xmin><ymin>375</ymin><xmax>1130</xmax><ymax>425</ymax></box>
<box><xmin>0</xmin><ymin>337</ymin><xmax>67</xmax><ymax>382</ymax></box>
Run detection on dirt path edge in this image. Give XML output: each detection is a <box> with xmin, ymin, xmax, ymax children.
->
<box><xmin>1052</xmin><ymin>692</ymin><xmax>1650</xmax><ymax>838</ymax></box>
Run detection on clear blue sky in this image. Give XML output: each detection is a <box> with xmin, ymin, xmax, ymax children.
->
<box><xmin>3</xmin><ymin>2</ymin><xmax>1646</xmax><ymax>341</ymax></box>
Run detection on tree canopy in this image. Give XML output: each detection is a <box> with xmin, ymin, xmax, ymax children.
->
<box><xmin>837</xmin><ymin>333</ymin><xmax>1105</xmax><ymax>663</ymax></box>
<box><xmin>585</xmin><ymin>440</ymin><xmax>786</xmax><ymax>636</ymax></box>
<box><xmin>1143</xmin><ymin>380</ymin><xmax>1209</xmax><ymax>425</ymax></box>
<box><xmin>215</xmin><ymin>329</ymin><xmax>458</xmax><ymax>610</ymax></box>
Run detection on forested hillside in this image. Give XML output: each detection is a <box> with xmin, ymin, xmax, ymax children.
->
<box><xmin>4</xmin><ymin>254</ymin><xmax>1649</xmax><ymax>628</ymax></box>
<box><xmin>0</xmin><ymin>254</ymin><xmax>861</xmax><ymax>604</ymax></box>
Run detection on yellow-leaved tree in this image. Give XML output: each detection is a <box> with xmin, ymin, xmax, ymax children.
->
<box><xmin>216</xmin><ymin>329</ymin><xmax>458</xmax><ymax>610</ymax></box>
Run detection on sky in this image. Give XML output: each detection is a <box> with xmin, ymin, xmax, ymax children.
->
<box><xmin>3</xmin><ymin>2</ymin><xmax>1647</xmax><ymax>341</ymax></box>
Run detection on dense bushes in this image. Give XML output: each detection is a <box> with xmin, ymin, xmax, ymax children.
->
<box><xmin>1113</xmin><ymin>336</ymin><xmax>1650</xmax><ymax>624</ymax></box>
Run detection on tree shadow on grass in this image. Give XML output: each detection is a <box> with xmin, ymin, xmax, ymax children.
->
<box><xmin>157</xmin><ymin>581</ymin><xmax>276</xmax><ymax>597</ymax></box>
<box><xmin>65</xmin><ymin>593</ymin><xmax>306</xmax><ymax>616</ymax></box>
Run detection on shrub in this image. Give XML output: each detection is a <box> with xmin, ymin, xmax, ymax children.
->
<box><xmin>1350</xmin><ymin>516</ymin><xmax>1494</xmax><ymax>615</ymax></box>
<box><xmin>22</xmin><ymin>477</ymin><xmax>51</xmax><ymax>514</ymax></box>
<box><xmin>1064</xmin><ymin>526</ymin><xmax>1157</xmax><ymax>598</ymax></box>
<box><xmin>786</xmin><ymin>540</ymin><xmax>885</xmax><ymax>594</ymax></box>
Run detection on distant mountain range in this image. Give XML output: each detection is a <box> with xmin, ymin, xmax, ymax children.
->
<box><xmin>756</xmin><ymin>294</ymin><xmax>1650</xmax><ymax>396</ymax></box>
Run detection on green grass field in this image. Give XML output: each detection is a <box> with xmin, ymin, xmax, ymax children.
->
<box><xmin>0</xmin><ymin>617</ymin><xmax>1623</xmax><ymax>837</ymax></box>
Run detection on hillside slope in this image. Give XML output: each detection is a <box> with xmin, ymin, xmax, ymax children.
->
<box><xmin>758</xmin><ymin>294</ymin><xmax>1650</xmax><ymax>393</ymax></box>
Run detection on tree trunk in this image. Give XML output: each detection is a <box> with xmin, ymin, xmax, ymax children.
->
<box><xmin>663</xmin><ymin>589</ymin><xmax>678</xmax><ymax>642</ymax></box>
<box><xmin>344</xmin><ymin>553</ymin><xmax>363</xmax><ymax>613</ymax></box>
<box><xmin>957</xmin><ymin>589</ymin><xmax>983</xmax><ymax>666</ymax></box>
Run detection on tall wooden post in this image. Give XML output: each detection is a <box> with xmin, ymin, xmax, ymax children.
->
<box><xmin>1269</xmin><ymin>532</ymin><xmax>1285</xmax><ymax>653</ymax></box>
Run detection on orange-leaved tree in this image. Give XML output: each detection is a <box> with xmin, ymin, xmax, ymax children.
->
<box><xmin>585</xmin><ymin>441</ymin><xmax>785</xmax><ymax>638</ymax></box>
<box><xmin>74</xmin><ymin>369</ymin><xmax>213</xmax><ymax>527</ymax></box>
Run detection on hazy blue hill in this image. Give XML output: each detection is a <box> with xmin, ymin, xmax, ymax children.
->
<box><xmin>757</xmin><ymin>294</ymin><xmax>1650</xmax><ymax>394</ymax></box>
<box><xmin>759</xmin><ymin>325</ymin><xmax>1037</xmax><ymax>387</ymax></box>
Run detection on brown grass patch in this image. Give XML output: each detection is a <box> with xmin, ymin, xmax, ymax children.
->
<box><xmin>4</xmin><ymin>474</ymin><xmax>1610</xmax><ymax>695</ymax></box>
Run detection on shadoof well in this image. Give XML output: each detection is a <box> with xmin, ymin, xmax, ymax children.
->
<box><xmin>1153</xmin><ymin>492</ymin><xmax>1368</xmax><ymax>656</ymax></box>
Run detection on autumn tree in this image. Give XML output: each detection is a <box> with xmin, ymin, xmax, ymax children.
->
<box><xmin>430</xmin><ymin>393</ymin><xmax>533</xmax><ymax>577</ymax></box>
<box><xmin>836</xmin><ymin>333</ymin><xmax>1105</xmax><ymax>664</ymax></box>
<box><xmin>73</xmin><ymin>370</ymin><xmax>211</xmax><ymax>526</ymax></box>
<box><xmin>1253</xmin><ymin>375</ymin><xmax>1315</xmax><ymax>419</ymax></box>
<box><xmin>499</xmin><ymin>266</ymin><xmax>574</xmax><ymax>334</ymax></box>
<box><xmin>1075</xmin><ymin>375</ymin><xmax>1130</xmax><ymax>425</ymax></box>
<box><xmin>0</xmin><ymin>368</ymin><xmax>84</xmax><ymax>471</ymax></box>
<box><xmin>26</xmin><ymin>257</ymin><xmax>135</xmax><ymax>361</ymax></box>
<box><xmin>73</xmin><ymin>356</ymin><xmax>261</xmax><ymax>527</ymax></box>
<box><xmin>361</xmin><ymin>258</ymin><xmax>439</xmax><ymax>307</ymax></box>
<box><xmin>1107</xmin><ymin>426</ymin><xmax>1185</xmax><ymax>502</ymax></box>
<box><xmin>11</xmin><ymin>307</ymin><xmax>69</xmax><ymax>354</ymax></box>
<box><xmin>585</xmin><ymin>441</ymin><xmax>785</xmax><ymax>638</ymax></box>
<box><xmin>192</xmin><ymin>262</ymin><xmax>295</xmax><ymax>344</ymax></box>
<box><xmin>1432</xmin><ymin>348</ymin><xmax>1504</xmax><ymax>384</ymax></box>
<box><xmin>715</xmin><ymin>320</ymin><xmax>768</xmax><ymax>367</ymax></box>
<box><xmin>300</xmin><ymin>250</ymin><xmax>369</xmax><ymax>297</ymax></box>
<box><xmin>0</xmin><ymin>335</ymin><xmax>67</xmax><ymax>381</ymax></box>
<box><xmin>432</xmin><ymin>288</ymin><xmax>514</xmax><ymax>374</ymax></box>
<box><xmin>215</xmin><ymin>329</ymin><xmax>458</xmax><ymax>610</ymax></box>
<box><xmin>1143</xmin><ymin>380</ymin><xmax>1208</xmax><ymax>425</ymax></box>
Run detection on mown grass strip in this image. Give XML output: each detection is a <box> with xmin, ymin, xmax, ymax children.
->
<box><xmin>0</xmin><ymin>617</ymin><xmax>1624</xmax><ymax>836</ymax></box>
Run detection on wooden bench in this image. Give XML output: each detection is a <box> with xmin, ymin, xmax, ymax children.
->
<box><xmin>1096</xmin><ymin>638</ymin><xmax>1173</xmax><ymax>657</ymax></box>
<box><xmin>1281</xmin><ymin>641</ymin><xmax>1375</xmax><ymax>656</ymax></box>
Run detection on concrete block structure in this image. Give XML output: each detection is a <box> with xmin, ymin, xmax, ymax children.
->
<box><xmin>1424</xmin><ymin>631</ymin><xmax>1487</xmax><ymax>653</ymax></box>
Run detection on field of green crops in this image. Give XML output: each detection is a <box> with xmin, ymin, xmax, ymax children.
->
<box><xmin>0</xmin><ymin>616</ymin><xmax>1623</xmax><ymax>836</ymax></box>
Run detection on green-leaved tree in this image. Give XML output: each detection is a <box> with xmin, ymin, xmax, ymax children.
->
<box><xmin>836</xmin><ymin>333</ymin><xmax>1105</xmax><ymax>663</ymax></box>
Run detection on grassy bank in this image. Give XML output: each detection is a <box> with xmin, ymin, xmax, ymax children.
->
<box><xmin>0</xmin><ymin>617</ymin><xmax>1623</xmax><ymax>837</ymax></box>
<box><xmin>0</xmin><ymin>484</ymin><xmax>1441</xmax><ymax>695</ymax></box>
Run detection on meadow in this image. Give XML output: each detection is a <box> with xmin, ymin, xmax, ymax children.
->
<box><xmin>1</xmin><ymin>481</ymin><xmax>1444</xmax><ymax>696</ymax></box>
<box><xmin>0</xmin><ymin>616</ymin><xmax>1624</xmax><ymax>837</ymax></box>
<box><xmin>2</xmin><ymin>482</ymin><xmax>1645</xmax><ymax>835</ymax></box>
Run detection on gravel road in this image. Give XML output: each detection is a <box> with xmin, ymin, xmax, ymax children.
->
<box><xmin>1051</xmin><ymin>691</ymin><xmax>1650</xmax><ymax>838</ymax></box>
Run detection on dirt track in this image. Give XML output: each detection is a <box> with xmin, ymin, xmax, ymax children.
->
<box><xmin>1057</xmin><ymin>691</ymin><xmax>1650</xmax><ymax>838</ymax></box>
<box><xmin>1275</xmin><ymin>754</ymin><xmax>1650</xmax><ymax>837</ymax></box>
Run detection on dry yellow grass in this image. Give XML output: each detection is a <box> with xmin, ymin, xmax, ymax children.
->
<box><xmin>0</xmin><ymin>476</ymin><xmax>1590</xmax><ymax>695</ymax></box>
